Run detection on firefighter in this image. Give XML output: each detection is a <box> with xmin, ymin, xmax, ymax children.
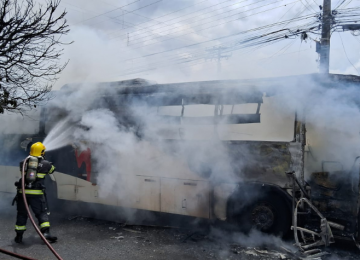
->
<box><xmin>14</xmin><ymin>142</ymin><xmax>58</xmax><ymax>243</ymax></box>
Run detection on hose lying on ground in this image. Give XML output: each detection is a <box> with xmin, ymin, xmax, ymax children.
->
<box><xmin>21</xmin><ymin>156</ymin><xmax>63</xmax><ymax>260</ymax></box>
<box><xmin>0</xmin><ymin>247</ymin><xmax>37</xmax><ymax>260</ymax></box>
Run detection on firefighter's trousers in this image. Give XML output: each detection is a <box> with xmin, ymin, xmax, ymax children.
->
<box><xmin>15</xmin><ymin>195</ymin><xmax>50</xmax><ymax>232</ymax></box>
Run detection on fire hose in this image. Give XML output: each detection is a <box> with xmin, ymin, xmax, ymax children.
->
<box><xmin>0</xmin><ymin>247</ymin><xmax>37</xmax><ymax>260</ymax></box>
<box><xmin>18</xmin><ymin>156</ymin><xmax>63</xmax><ymax>260</ymax></box>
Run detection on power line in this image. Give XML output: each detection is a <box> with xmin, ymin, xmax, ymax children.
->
<box><xmin>65</xmin><ymin>1</ymin><xmax>178</xmax><ymax>42</ymax></box>
<box><xmin>338</xmin><ymin>32</ymin><xmax>360</xmax><ymax>75</ymax></box>
<box><xmin>133</xmin><ymin>24</ymin><xmax>315</xmax><ymax>75</ymax></box>
<box><xmin>113</xmin><ymin>0</ymin><xmax>302</xmax><ymax>49</ymax></box>
<box><xmin>116</xmin><ymin>7</ymin><xmax>360</xmax><ymax>78</ymax></box>
<box><xmin>108</xmin><ymin>0</ymin><xmax>252</xmax><ymax>40</ymax></box>
<box><xmin>119</xmin><ymin>10</ymin><xmax>314</xmax><ymax>64</ymax></box>
<box><xmin>93</xmin><ymin>0</ymin><xmax>164</xmax><ymax>28</ymax></box>
<box><xmin>115</xmin><ymin>0</ymin><xmax>278</xmax><ymax>44</ymax></box>
<box><xmin>110</xmin><ymin>2</ymin><xmax>323</xmax><ymax>76</ymax></box>
<box><xmin>72</xmin><ymin>0</ymin><xmax>143</xmax><ymax>25</ymax></box>
<box><xmin>258</xmin><ymin>46</ymin><xmax>312</xmax><ymax>61</ymax></box>
<box><xmin>335</xmin><ymin>0</ymin><xmax>348</xmax><ymax>9</ymax></box>
<box><xmin>104</xmin><ymin>1</ymin><xmax>217</xmax><ymax>41</ymax></box>
<box><xmin>116</xmin><ymin>12</ymin><xmax>317</xmax><ymax>76</ymax></box>
<box><xmin>299</xmin><ymin>0</ymin><xmax>315</xmax><ymax>13</ymax></box>
<box><xmin>262</xmin><ymin>39</ymin><xmax>297</xmax><ymax>62</ymax></box>
<box><xmin>311</xmin><ymin>0</ymin><xmax>320</xmax><ymax>8</ymax></box>
<box><xmin>72</xmin><ymin>0</ymin><xmax>216</xmax><ymax>43</ymax></box>
<box><xmin>104</xmin><ymin>0</ymin><xmax>213</xmax><ymax>36</ymax></box>
<box><xmin>303</xmin><ymin>0</ymin><xmax>318</xmax><ymax>12</ymax></box>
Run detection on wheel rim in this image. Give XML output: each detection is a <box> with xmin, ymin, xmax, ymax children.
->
<box><xmin>251</xmin><ymin>204</ymin><xmax>275</xmax><ymax>231</ymax></box>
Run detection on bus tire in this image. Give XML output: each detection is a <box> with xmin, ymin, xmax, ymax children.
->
<box><xmin>229</xmin><ymin>193</ymin><xmax>291</xmax><ymax>237</ymax></box>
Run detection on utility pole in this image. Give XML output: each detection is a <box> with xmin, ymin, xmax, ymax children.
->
<box><xmin>216</xmin><ymin>47</ymin><xmax>224</xmax><ymax>73</ymax></box>
<box><xmin>319</xmin><ymin>0</ymin><xmax>332</xmax><ymax>73</ymax></box>
<box><xmin>206</xmin><ymin>46</ymin><xmax>231</xmax><ymax>76</ymax></box>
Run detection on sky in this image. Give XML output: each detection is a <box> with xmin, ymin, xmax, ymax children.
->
<box><xmin>34</xmin><ymin>0</ymin><xmax>360</xmax><ymax>87</ymax></box>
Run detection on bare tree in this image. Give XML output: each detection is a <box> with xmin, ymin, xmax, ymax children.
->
<box><xmin>0</xmin><ymin>0</ymin><xmax>71</xmax><ymax>114</ymax></box>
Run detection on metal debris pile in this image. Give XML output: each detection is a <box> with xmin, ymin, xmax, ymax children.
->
<box><xmin>231</xmin><ymin>245</ymin><xmax>329</xmax><ymax>260</ymax></box>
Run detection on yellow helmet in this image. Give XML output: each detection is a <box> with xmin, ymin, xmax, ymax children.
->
<box><xmin>30</xmin><ymin>142</ymin><xmax>46</xmax><ymax>157</ymax></box>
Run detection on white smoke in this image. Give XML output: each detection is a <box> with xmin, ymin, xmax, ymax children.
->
<box><xmin>278</xmin><ymin>78</ymin><xmax>360</xmax><ymax>176</ymax></box>
<box><xmin>42</xmin><ymin>74</ymin><xmax>360</xmax><ymax>201</ymax></box>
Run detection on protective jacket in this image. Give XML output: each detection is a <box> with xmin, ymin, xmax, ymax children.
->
<box><xmin>14</xmin><ymin>157</ymin><xmax>56</xmax><ymax>235</ymax></box>
<box><xmin>17</xmin><ymin>158</ymin><xmax>55</xmax><ymax>196</ymax></box>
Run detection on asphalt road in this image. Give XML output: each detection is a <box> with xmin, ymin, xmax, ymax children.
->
<box><xmin>1</xmin><ymin>197</ymin><xmax>360</xmax><ymax>260</ymax></box>
<box><xmin>0</xmin><ymin>210</ymin><xmax>264</xmax><ymax>260</ymax></box>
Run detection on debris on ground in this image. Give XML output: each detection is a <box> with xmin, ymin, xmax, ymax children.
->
<box><xmin>123</xmin><ymin>228</ymin><xmax>142</xmax><ymax>233</ymax></box>
<box><xmin>231</xmin><ymin>245</ymin><xmax>304</xmax><ymax>260</ymax></box>
<box><xmin>233</xmin><ymin>247</ymin><xmax>289</xmax><ymax>259</ymax></box>
<box><xmin>111</xmin><ymin>236</ymin><xmax>124</xmax><ymax>240</ymax></box>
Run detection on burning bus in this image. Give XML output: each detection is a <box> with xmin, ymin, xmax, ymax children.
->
<box><xmin>1</xmin><ymin>73</ymin><xmax>360</xmax><ymax>252</ymax></box>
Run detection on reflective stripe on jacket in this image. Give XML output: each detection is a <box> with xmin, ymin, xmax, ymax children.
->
<box><xmin>18</xmin><ymin>189</ymin><xmax>44</xmax><ymax>195</ymax></box>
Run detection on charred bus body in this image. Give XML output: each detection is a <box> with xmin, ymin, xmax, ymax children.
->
<box><xmin>1</xmin><ymin>74</ymin><xmax>360</xmax><ymax>249</ymax></box>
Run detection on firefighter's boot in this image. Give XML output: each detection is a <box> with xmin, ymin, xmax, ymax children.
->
<box><xmin>14</xmin><ymin>231</ymin><xmax>24</xmax><ymax>243</ymax></box>
<box><xmin>41</xmin><ymin>228</ymin><xmax>57</xmax><ymax>242</ymax></box>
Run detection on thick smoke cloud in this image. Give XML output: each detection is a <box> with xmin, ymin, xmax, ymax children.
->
<box><xmin>42</xmin><ymin>74</ymin><xmax>360</xmax><ymax>208</ymax></box>
<box><xmin>275</xmin><ymin>77</ymin><xmax>360</xmax><ymax>175</ymax></box>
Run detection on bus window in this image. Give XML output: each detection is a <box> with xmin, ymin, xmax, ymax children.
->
<box><xmin>222</xmin><ymin>103</ymin><xmax>259</xmax><ymax>115</ymax></box>
<box><xmin>218</xmin><ymin>96</ymin><xmax>295</xmax><ymax>141</ymax></box>
<box><xmin>157</xmin><ymin>106</ymin><xmax>182</xmax><ymax>117</ymax></box>
<box><xmin>181</xmin><ymin>104</ymin><xmax>216</xmax><ymax>140</ymax></box>
<box><xmin>153</xmin><ymin>106</ymin><xmax>182</xmax><ymax>139</ymax></box>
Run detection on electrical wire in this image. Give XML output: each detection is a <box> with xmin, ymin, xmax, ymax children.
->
<box><xmin>72</xmin><ymin>0</ymin><xmax>142</xmax><ymax>25</ymax></box>
<box><xmin>64</xmin><ymin>0</ymin><xmax>182</xmax><ymax>42</ymax></box>
<box><xmin>114</xmin><ymin>0</ymin><xmax>293</xmax><ymax>44</ymax></box>
<box><xmin>115</xmin><ymin>6</ymin><xmax>360</xmax><ymax>78</ymax></box>
<box><xmin>303</xmin><ymin>0</ymin><xmax>318</xmax><ymax>12</ymax></box>
<box><xmin>117</xmin><ymin>4</ymin><xmax>359</xmax><ymax>76</ymax></box>
<box><xmin>118</xmin><ymin>10</ymin><xmax>316</xmax><ymax>65</ymax></box>
<box><xmin>335</xmin><ymin>0</ymin><xmax>348</xmax><ymax>9</ymax></box>
<box><xmin>338</xmin><ymin>32</ymin><xmax>360</xmax><ymax>75</ymax></box>
<box><xmin>311</xmin><ymin>0</ymin><xmax>319</xmax><ymax>8</ymax></box>
<box><xmin>117</xmin><ymin>21</ymin><xmax>318</xmax><ymax>76</ymax></box>
<box><xmin>104</xmin><ymin>0</ymin><xmax>213</xmax><ymax>37</ymax></box>
<box><xmin>262</xmin><ymin>39</ymin><xmax>297</xmax><ymax>62</ymax></box>
<box><xmin>299</xmin><ymin>0</ymin><xmax>315</xmax><ymax>13</ymax></box>
<box><xmin>121</xmin><ymin>0</ymin><xmax>310</xmax><ymax>49</ymax></box>
<box><xmin>342</xmin><ymin>0</ymin><xmax>355</xmax><ymax>9</ymax></box>
<box><xmin>108</xmin><ymin>0</ymin><xmax>316</xmax><ymax>62</ymax></box>
<box><xmin>117</xmin><ymin>24</ymin><xmax>310</xmax><ymax>77</ymax></box>
<box><xmin>108</xmin><ymin>0</ymin><xmax>249</xmax><ymax>38</ymax></box>
<box><xmin>85</xmin><ymin>0</ymin><xmax>163</xmax><ymax>27</ymax></box>
<box><xmin>118</xmin><ymin>0</ymin><xmax>303</xmax><ymax>49</ymax></box>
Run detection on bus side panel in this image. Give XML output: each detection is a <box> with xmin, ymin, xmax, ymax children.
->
<box><xmin>0</xmin><ymin>166</ymin><xmax>18</xmax><ymax>194</ymax></box>
<box><xmin>160</xmin><ymin>178</ymin><xmax>210</xmax><ymax>218</ymax></box>
<box><xmin>76</xmin><ymin>177</ymin><xmax>98</xmax><ymax>204</ymax></box>
<box><xmin>134</xmin><ymin>176</ymin><xmax>160</xmax><ymax>211</ymax></box>
<box><xmin>53</xmin><ymin>172</ymin><xmax>76</xmax><ymax>200</ymax></box>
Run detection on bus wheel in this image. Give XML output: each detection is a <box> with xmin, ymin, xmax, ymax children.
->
<box><xmin>251</xmin><ymin>202</ymin><xmax>275</xmax><ymax>231</ymax></box>
<box><xmin>231</xmin><ymin>195</ymin><xmax>291</xmax><ymax>237</ymax></box>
